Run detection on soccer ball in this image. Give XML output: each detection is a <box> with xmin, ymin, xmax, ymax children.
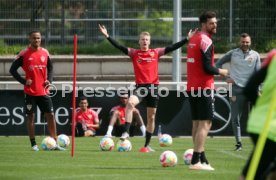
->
<box><xmin>41</xmin><ymin>136</ymin><xmax>57</xmax><ymax>150</ymax></box>
<box><xmin>183</xmin><ymin>149</ymin><xmax>194</xmax><ymax>165</ymax></box>
<box><xmin>57</xmin><ymin>134</ymin><xmax>70</xmax><ymax>148</ymax></box>
<box><xmin>116</xmin><ymin>139</ymin><xmax>132</xmax><ymax>152</ymax></box>
<box><xmin>159</xmin><ymin>150</ymin><xmax>178</xmax><ymax>167</ymax></box>
<box><xmin>159</xmin><ymin>134</ymin><xmax>173</xmax><ymax>147</ymax></box>
<box><xmin>99</xmin><ymin>137</ymin><xmax>114</xmax><ymax>151</ymax></box>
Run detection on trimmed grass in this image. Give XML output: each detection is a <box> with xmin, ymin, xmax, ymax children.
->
<box><xmin>0</xmin><ymin>136</ymin><xmax>252</xmax><ymax>180</ymax></box>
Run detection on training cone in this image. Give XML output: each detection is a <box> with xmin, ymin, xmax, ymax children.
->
<box><xmin>139</xmin><ymin>147</ymin><xmax>150</xmax><ymax>153</ymax></box>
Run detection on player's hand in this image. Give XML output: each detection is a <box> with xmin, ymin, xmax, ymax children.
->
<box><xmin>44</xmin><ymin>80</ymin><xmax>50</xmax><ymax>86</ymax></box>
<box><xmin>219</xmin><ymin>68</ymin><xmax>228</xmax><ymax>77</ymax></box>
<box><xmin>225</xmin><ymin>78</ymin><xmax>234</xmax><ymax>84</ymax></box>
<box><xmin>26</xmin><ymin>79</ymin><xmax>32</xmax><ymax>86</ymax></box>
<box><xmin>98</xmin><ymin>24</ymin><xmax>109</xmax><ymax>38</ymax></box>
<box><xmin>187</xmin><ymin>28</ymin><xmax>198</xmax><ymax>40</ymax></box>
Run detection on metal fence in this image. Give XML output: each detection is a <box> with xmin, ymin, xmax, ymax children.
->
<box><xmin>0</xmin><ymin>0</ymin><xmax>275</xmax><ymax>50</ymax></box>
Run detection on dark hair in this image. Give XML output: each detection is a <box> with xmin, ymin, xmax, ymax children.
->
<box><xmin>240</xmin><ymin>33</ymin><xmax>250</xmax><ymax>38</ymax></box>
<box><xmin>79</xmin><ymin>96</ymin><xmax>88</xmax><ymax>101</ymax></box>
<box><xmin>28</xmin><ymin>30</ymin><xmax>41</xmax><ymax>36</ymax></box>
<box><xmin>119</xmin><ymin>93</ymin><xmax>129</xmax><ymax>98</ymax></box>
<box><xmin>199</xmin><ymin>11</ymin><xmax>216</xmax><ymax>24</ymax></box>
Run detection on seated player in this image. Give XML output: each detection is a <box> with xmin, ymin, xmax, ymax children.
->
<box><xmin>75</xmin><ymin>96</ymin><xmax>100</xmax><ymax>137</ymax></box>
<box><xmin>105</xmin><ymin>94</ymin><xmax>146</xmax><ymax>138</ymax></box>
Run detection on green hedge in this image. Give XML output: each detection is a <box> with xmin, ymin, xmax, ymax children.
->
<box><xmin>0</xmin><ymin>38</ymin><xmax>272</xmax><ymax>55</ymax></box>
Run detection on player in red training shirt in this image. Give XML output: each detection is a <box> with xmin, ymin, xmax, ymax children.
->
<box><xmin>9</xmin><ymin>30</ymin><xmax>64</xmax><ymax>151</ymax></box>
<box><xmin>105</xmin><ymin>94</ymin><xmax>146</xmax><ymax>138</ymax></box>
<box><xmin>99</xmin><ymin>24</ymin><xmax>196</xmax><ymax>152</ymax></box>
<box><xmin>186</xmin><ymin>11</ymin><xmax>228</xmax><ymax>170</ymax></box>
<box><xmin>75</xmin><ymin>96</ymin><xmax>99</xmax><ymax>137</ymax></box>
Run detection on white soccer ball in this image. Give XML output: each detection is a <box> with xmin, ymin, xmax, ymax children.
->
<box><xmin>41</xmin><ymin>136</ymin><xmax>57</xmax><ymax>150</ymax></box>
<box><xmin>116</xmin><ymin>139</ymin><xmax>132</xmax><ymax>152</ymax></box>
<box><xmin>100</xmin><ymin>137</ymin><xmax>114</xmax><ymax>151</ymax></box>
<box><xmin>159</xmin><ymin>134</ymin><xmax>173</xmax><ymax>147</ymax></box>
<box><xmin>183</xmin><ymin>149</ymin><xmax>194</xmax><ymax>165</ymax></box>
<box><xmin>57</xmin><ymin>134</ymin><xmax>70</xmax><ymax>148</ymax></box>
<box><xmin>159</xmin><ymin>150</ymin><xmax>178</xmax><ymax>167</ymax></box>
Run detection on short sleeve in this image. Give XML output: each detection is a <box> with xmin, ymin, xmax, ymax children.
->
<box><xmin>200</xmin><ymin>35</ymin><xmax>212</xmax><ymax>53</ymax></box>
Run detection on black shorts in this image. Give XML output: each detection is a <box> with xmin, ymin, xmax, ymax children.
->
<box><xmin>132</xmin><ymin>84</ymin><xmax>159</xmax><ymax>108</ymax></box>
<box><xmin>188</xmin><ymin>89</ymin><xmax>215</xmax><ymax>120</ymax></box>
<box><xmin>24</xmin><ymin>94</ymin><xmax>54</xmax><ymax>114</ymax></box>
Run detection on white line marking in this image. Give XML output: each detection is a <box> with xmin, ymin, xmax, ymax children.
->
<box><xmin>217</xmin><ymin>150</ymin><xmax>248</xmax><ymax>160</ymax></box>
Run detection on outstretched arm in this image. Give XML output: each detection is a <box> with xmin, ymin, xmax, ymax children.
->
<box><xmin>98</xmin><ymin>24</ymin><xmax>128</xmax><ymax>55</ymax></box>
<box><xmin>164</xmin><ymin>29</ymin><xmax>198</xmax><ymax>54</ymax></box>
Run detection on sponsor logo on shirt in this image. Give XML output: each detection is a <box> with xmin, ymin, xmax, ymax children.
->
<box><xmin>40</xmin><ymin>56</ymin><xmax>45</xmax><ymax>62</ymax></box>
<box><xmin>28</xmin><ymin>65</ymin><xmax>46</xmax><ymax>71</ymax></box>
<box><xmin>187</xmin><ymin>58</ymin><xmax>195</xmax><ymax>63</ymax></box>
<box><xmin>28</xmin><ymin>58</ymin><xmax>33</xmax><ymax>61</ymax></box>
<box><xmin>137</xmin><ymin>57</ymin><xmax>156</xmax><ymax>63</ymax></box>
<box><xmin>188</xmin><ymin>43</ymin><xmax>196</xmax><ymax>48</ymax></box>
<box><xmin>36</xmin><ymin>65</ymin><xmax>45</xmax><ymax>69</ymax></box>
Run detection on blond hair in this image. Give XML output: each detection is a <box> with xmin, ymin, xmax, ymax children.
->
<box><xmin>139</xmin><ymin>32</ymin><xmax>151</xmax><ymax>38</ymax></box>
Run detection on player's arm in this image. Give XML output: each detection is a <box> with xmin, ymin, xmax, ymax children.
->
<box><xmin>86</xmin><ymin>110</ymin><xmax>100</xmax><ymax>129</ymax></box>
<box><xmin>106</xmin><ymin>37</ymin><xmax>128</xmax><ymax>55</ymax></box>
<box><xmin>98</xmin><ymin>24</ymin><xmax>128</xmax><ymax>55</ymax></box>
<box><xmin>254</xmin><ymin>53</ymin><xmax>261</xmax><ymax>72</ymax></box>
<box><xmin>93</xmin><ymin>113</ymin><xmax>100</xmax><ymax>129</ymax></box>
<box><xmin>9</xmin><ymin>56</ymin><xmax>27</xmax><ymax>85</ymax></box>
<box><xmin>164</xmin><ymin>29</ymin><xmax>197</xmax><ymax>54</ymax></box>
<box><xmin>164</xmin><ymin>39</ymin><xmax>188</xmax><ymax>54</ymax></box>
<box><xmin>215</xmin><ymin>50</ymin><xmax>232</xmax><ymax>68</ymax></box>
<box><xmin>86</xmin><ymin>122</ymin><xmax>99</xmax><ymax>129</ymax></box>
<box><xmin>133</xmin><ymin>108</ymin><xmax>144</xmax><ymax>125</ymax></box>
<box><xmin>243</xmin><ymin>66</ymin><xmax>267</xmax><ymax>106</ymax></box>
<box><xmin>201</xmin><ymin>46</ymin><xmax>228</xmax><ymax>76</ymax></box>
<box><xmin>46</xmin><ymin>56</ymin><xmax>53</xmax><ymax>85</ymax></box>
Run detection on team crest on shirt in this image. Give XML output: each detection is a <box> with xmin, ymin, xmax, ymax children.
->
<box><xmin>247</xmin><ymin>57</ymin><xmax>253</xmax><ymax>66</ymax></box>
<box><xmin>40</xmin><ymin>56</ymin><xmax>45</xmax><ymax>62</ymax></box>
<box><xmin>149</xmin><ymin>52</ymin><xmax>155</xmax><ymax>57</ymax></box>
<box><xmin>28</xmin><ymin>57</ymin><xmax>33</xmax><ymax>61</ymax></box>
<box><xmin>88</xmin><ymin>114</ymin><xmax>92</xmax><ymax>119</ymax></box>
<box><xmin>26</xmin><ymin>104</ymin><xmax>32</xmax><ymax>110</ymax></box>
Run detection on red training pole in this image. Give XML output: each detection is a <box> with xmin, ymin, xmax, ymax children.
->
<box><xmin>71</xmin><ymin>34</ymin><xmax>77</xmax><ymax>158</ymax></box>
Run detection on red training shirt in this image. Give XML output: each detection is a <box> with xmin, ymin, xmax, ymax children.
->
<box><xmin>187</xmin><ymin>32</ymin><xmax>215</xmax><ymax>91</ymax></box>
<box><xmin>128</xmin><ymin>48</ymin><xmax>165</xmax><ymax>84</ymax></box>
<box><xmin>17</xmin><ymin>47</ymin><xmax>50</xmax><ymax>96</ymax></box>
<box><xmin>76</xmin><ymin>108</ymin><xmax>99</xmax><ymax>131</ymax></box>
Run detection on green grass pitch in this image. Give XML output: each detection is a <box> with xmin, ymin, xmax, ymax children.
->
<box><xmin>0</xmin><ymin>136</ymin><xmax>252</xmax><ymax>180</ymax></box>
